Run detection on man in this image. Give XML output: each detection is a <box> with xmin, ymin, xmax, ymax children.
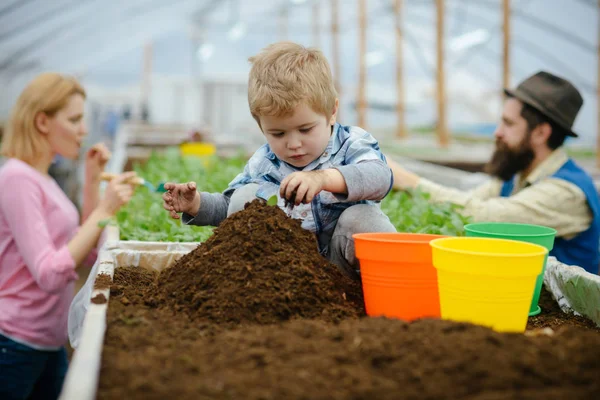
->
<box><xmin>389</xmin><ymin>71</ymin><xmax>600</xmax><ymax>274</ymax></box>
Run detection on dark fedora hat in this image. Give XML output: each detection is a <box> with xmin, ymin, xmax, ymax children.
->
<box><xmin>504</xmin><ymin>71</ymin><xmax>583</xmax><ymax>137</ymax></box>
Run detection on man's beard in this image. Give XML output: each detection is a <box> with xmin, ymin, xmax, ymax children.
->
<box><xmin>484</xmin><ymin>137</ymin><xmax>535</xmax><ymax>181</ymax></box>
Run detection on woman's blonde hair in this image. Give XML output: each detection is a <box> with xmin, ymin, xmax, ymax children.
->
<box><xmin>1</xmin><ymin>72</ymin><xmax>86</xmax><ymax>163</ymax></box>
<box><xmin>248</xmin><ymin>41</ymin><xmax>337</xmax><ymax>124</ymax></box>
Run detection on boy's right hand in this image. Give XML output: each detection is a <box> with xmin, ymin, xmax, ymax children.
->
<box><xmin>162</xmin><ymin>182</ymin><xmax>200</xmax><ymax>219</ymax></box>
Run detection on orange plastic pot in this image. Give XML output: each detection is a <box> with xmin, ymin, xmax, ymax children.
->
<box><xmin>353</xmin><ymin>232</ymin><xmax>446</xmax><ymax>321</ymax></box>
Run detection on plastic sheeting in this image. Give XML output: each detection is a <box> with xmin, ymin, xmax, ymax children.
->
<box><xmin>544</xmin><ymin>256</ymin><xmax>600</xmax><ymax>327</ymax></box>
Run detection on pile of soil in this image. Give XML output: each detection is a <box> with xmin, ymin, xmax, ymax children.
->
<box><xmin>149</xmin><ymin>200</ymin><xmax>364</xmax><ymax>326</ymax></box>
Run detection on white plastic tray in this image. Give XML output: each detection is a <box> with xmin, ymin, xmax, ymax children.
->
<box><xmin>59</xmin><ymin>232</ymin><xmax>599</xmax><ymax>400</ymax></box>
<box><xmin>544</xmin><ymin>256</ymin><xmax>600</xmax><ymax>327</ymax></box>
<box><xmin>59</xmin><ymin>228</ymin><xmax>197</xmax><ymax>400</ymax></box>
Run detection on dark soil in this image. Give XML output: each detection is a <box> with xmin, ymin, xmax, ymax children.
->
<box><xmin>527</xmin><ymin>286</ymin><xmax>600</xmax><ymax>333</ymax></box>
<box><xmin>91</xmin><ymin>293</ymin><xmax>107</xmax><ymax>304</ymax></box>
<box><xmin>99</xmin><ymin>271</ymin><xmax>600</xmax><ymax>400</ymax></box>
<box><xmin>97</xmin><ymin>200</ymin><xmax>600</xmax><ymax>400</ymax></box>
<box><xmin>94</xmin><ymin>272</ymin><xmax>112</xmax><ymax>290</ymax></box>
<box><xmin>109</xmin><ymin>266</ymin><xmax>156</xmax><ymax>307</ymax></box>
<box><xmin>148</xmin><ymin>200</ymin><xmax>364</xmax><ymax>326</ymax></box>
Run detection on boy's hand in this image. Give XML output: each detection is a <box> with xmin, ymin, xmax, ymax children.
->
<box><xmin>280</xmin><ymin>170</ymin><xmax>344</xmax><ymax>206</ymax></box>
<box><xmin>162</xmin><ymin>182</ymin><xmax>200</xmax><ymax>219</ymax></box>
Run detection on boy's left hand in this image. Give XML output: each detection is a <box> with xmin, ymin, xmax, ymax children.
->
<box><xmin>280</xmin><ymin>171</ymin><xmax>327</xmax><ymax>206</ymax></box>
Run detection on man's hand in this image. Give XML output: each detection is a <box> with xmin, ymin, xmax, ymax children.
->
<box><xmin>162</xmin><ymin>182</ymin><xmax>201</xmax><ymax>219</ymax></box>
<box><xmin>387</xmin><ymin>158</ymin><xmax>421</xmax><ymax>190</ymax></box>
<box><xmin>280</xmin><ymin>169</ymin><xmax>346</xmax><ymax>205</ymax></box>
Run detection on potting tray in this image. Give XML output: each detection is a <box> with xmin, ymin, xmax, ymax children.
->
<box><xmin>544</xmin><ymin>256</ymin><xmax>600</xmax><ymax>327</ymax></box>
<box><xmin>59</xmin><ymin>234</ymin><xmax>600</xmax><ymax>400</ymax></box>
<box><xmin>60</xmin><ymin>237</ymin><xmax>197</xmax><ymax>400</ymax></box>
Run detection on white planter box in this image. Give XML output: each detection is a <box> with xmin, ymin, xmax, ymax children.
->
<box><xmin>60</xmin><ymin>227</ymin><xmax>197</xmax><ymax>400</ymax></box>
<box><xmin>59</xmin><ymin>229</ymin><xmax>600</xmax><ymax>400</ymax></box>
<box><xmin>544</xmin><ymin>256</ymin><xmax>600</xmax><ymax>328</ymax></box>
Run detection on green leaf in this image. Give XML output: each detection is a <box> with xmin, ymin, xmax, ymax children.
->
<box><xmin>267</xmin><ymin>195</ymin><xmax>278</xmax><ymax>206</ymax></box>
<box><xmin>380</xmin><ymin>188</ymin><xmax>472</xmax><ymax>236</ymax></box>
<box><xmin>115</xmin><ymin>151</ymin><xmax>244</xmax><ymax>242</ymax></box>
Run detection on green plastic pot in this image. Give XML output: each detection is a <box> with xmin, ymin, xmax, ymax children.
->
<box><xmin>464</xmin><ymin>222</ymin><xmax>556</xmax><ymax>316</ymax></box>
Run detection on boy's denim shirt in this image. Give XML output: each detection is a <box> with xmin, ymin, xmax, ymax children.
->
<box><xmin>224</xmin><ymin>123</ymin><xmax>392</xmax><ymax>255</ymax></box>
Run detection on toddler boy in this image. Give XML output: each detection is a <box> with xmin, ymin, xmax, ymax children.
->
<box><xmin>163</xmin><ymin>41</ymin><xmax>396</xmax><ymax>279</ymax></box>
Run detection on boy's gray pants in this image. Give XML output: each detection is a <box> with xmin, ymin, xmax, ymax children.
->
<box><xmin>228</xmin><ymin>184</ymin><xmax>397</xmax><ymax>280</ymax></box>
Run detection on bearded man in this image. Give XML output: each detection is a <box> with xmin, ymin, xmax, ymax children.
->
<box><xmin>388</xmin><ymin>71</ymin><xmax>600</xmax><ymax>274</ymax></box>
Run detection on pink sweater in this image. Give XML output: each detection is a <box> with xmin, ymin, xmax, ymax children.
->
<box><xmin>0</xmin><ymin>158</ymin><xmax>93</xmax><ymax>349</ymax></box>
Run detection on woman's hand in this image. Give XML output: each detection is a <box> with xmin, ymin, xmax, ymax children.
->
<box><xmin>97</xmin><ymin>171</ymin><xmax>137</xmax><ymax>216</ymax></box>
<box><xmin>85</xmin><ymin>143</ymin><xmax>111</xmax><ymax>182</ymax></box>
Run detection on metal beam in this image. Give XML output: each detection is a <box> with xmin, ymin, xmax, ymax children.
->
<box><xmin>0</xmin><ymin>0</ymin><xmax>83</xmax><ymax>43</ymax></box>
<box><xmin>0</xmin><ymin>0</ymin><xmax>34</xmax><ymax>19</ymax></box>
<box><xmin>445</xmin><ymin>4</ymin><xmax>596</xmax><ymax>93</ymax></box>
<box><xmin>0</xmin><ymin>24</ymin><xmax>70</xmax><ymax>70</ymax></box>
<box><xmin>47</xmin><ymin>0</ymin><xmax>221</xmax><ymax>73</ymax></box>
<box><xmin>0</xmin><ymin>0</ymin><xmax>194</xmax><ymax>71</ymax></box>
<box><xmin>0</xmin><ymin>0</ymin><xmax>107</xmax><ymax>69</ymax></box>
<box><xmin>462</xmin><ymin>0</ymin><xmax>594</xmax><ymax>54</ymax></box>
<box><xmin>512</xmin><ymin>9</ymin><xmax>595</xmax><ymax>53</ymax></box>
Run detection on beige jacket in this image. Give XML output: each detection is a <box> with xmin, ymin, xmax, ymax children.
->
<box><xmin>417</xmin><ymin>149</ymin><xmax>593</xmax><ymax>239</ymax></box>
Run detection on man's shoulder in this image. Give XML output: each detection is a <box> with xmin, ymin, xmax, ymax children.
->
<box><xmin>553</xmin><ymin>158</ymin><xmax>595</xmax><ymax>183</ymax></box>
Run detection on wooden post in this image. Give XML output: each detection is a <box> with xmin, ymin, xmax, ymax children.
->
<box><xmin>394</xmin><ymin>0</ymin><xmax>406</xmax><ymax>138</ymax></box>
<box><xmin>312</xmin><ymin>0</ymin><xmax>320</xmax><ymax>48</ymax></box>
<box><xmin>597</xmin><ymin>0</ymin><xmax>600</xmax><ymax>168</ymax></box>
<box><xmin>331</xmin><ymin>0</ymin><xmax>341</xmax><ymax>119</ymax></box>
<box><xmin>358</xmin><ymin>0</ymin><xmax>367</xmax><ymax>128</ymax></box>
<box><xmin>141</xmin><ymin>41</ymin><xmax>153</xmax><ymax>108</ymax></box>
<box><xmin>503</xmin><ymin>0</ymin><xmax>511</xmax><ymax>90</ymax></box>
<box><xmin>436</xmin><ymin>0</ymin><xmax>449</xmax><ymax>147</ymax></box>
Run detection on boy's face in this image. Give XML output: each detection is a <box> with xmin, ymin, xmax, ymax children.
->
<box><xmin>260</xmin><ymin>101</ymin><xmax>338</xmax><ymax>168</ymax></box>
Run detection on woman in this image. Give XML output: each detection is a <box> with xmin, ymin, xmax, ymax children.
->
<box><xmin>0</xmin><ymin>72</ymin><xmax>136</xmax><ymax>400</ymax></box>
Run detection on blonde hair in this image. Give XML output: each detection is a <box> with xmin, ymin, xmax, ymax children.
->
<box><xmin>1</xmin><ymin>72</ymin><xmax>86</xmax><ymax>163</ymax></box>
<box><xmin>248</xmin><ymin>41</ymin><xmax>337</xmax><ymax>124</ymax></box>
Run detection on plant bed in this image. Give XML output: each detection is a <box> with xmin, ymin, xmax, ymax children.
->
<box><xmin>92</xmin><ymin>201</ymin><xmax>600</xmax><ymax>400</ymax></box>
<box><xmin>98</xmin><ymin>267</ymin><xmax>600</xmax><ymax>400</ymax></box>
<box><xmin>527</xmin><ymin>286</ymin><xmax>600</xmax><ymax>333</ymax></box>
<box><xmin>114</xmin><ymin>151</ymin><xmax>471</xmax><ymax>243</ymax></box>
